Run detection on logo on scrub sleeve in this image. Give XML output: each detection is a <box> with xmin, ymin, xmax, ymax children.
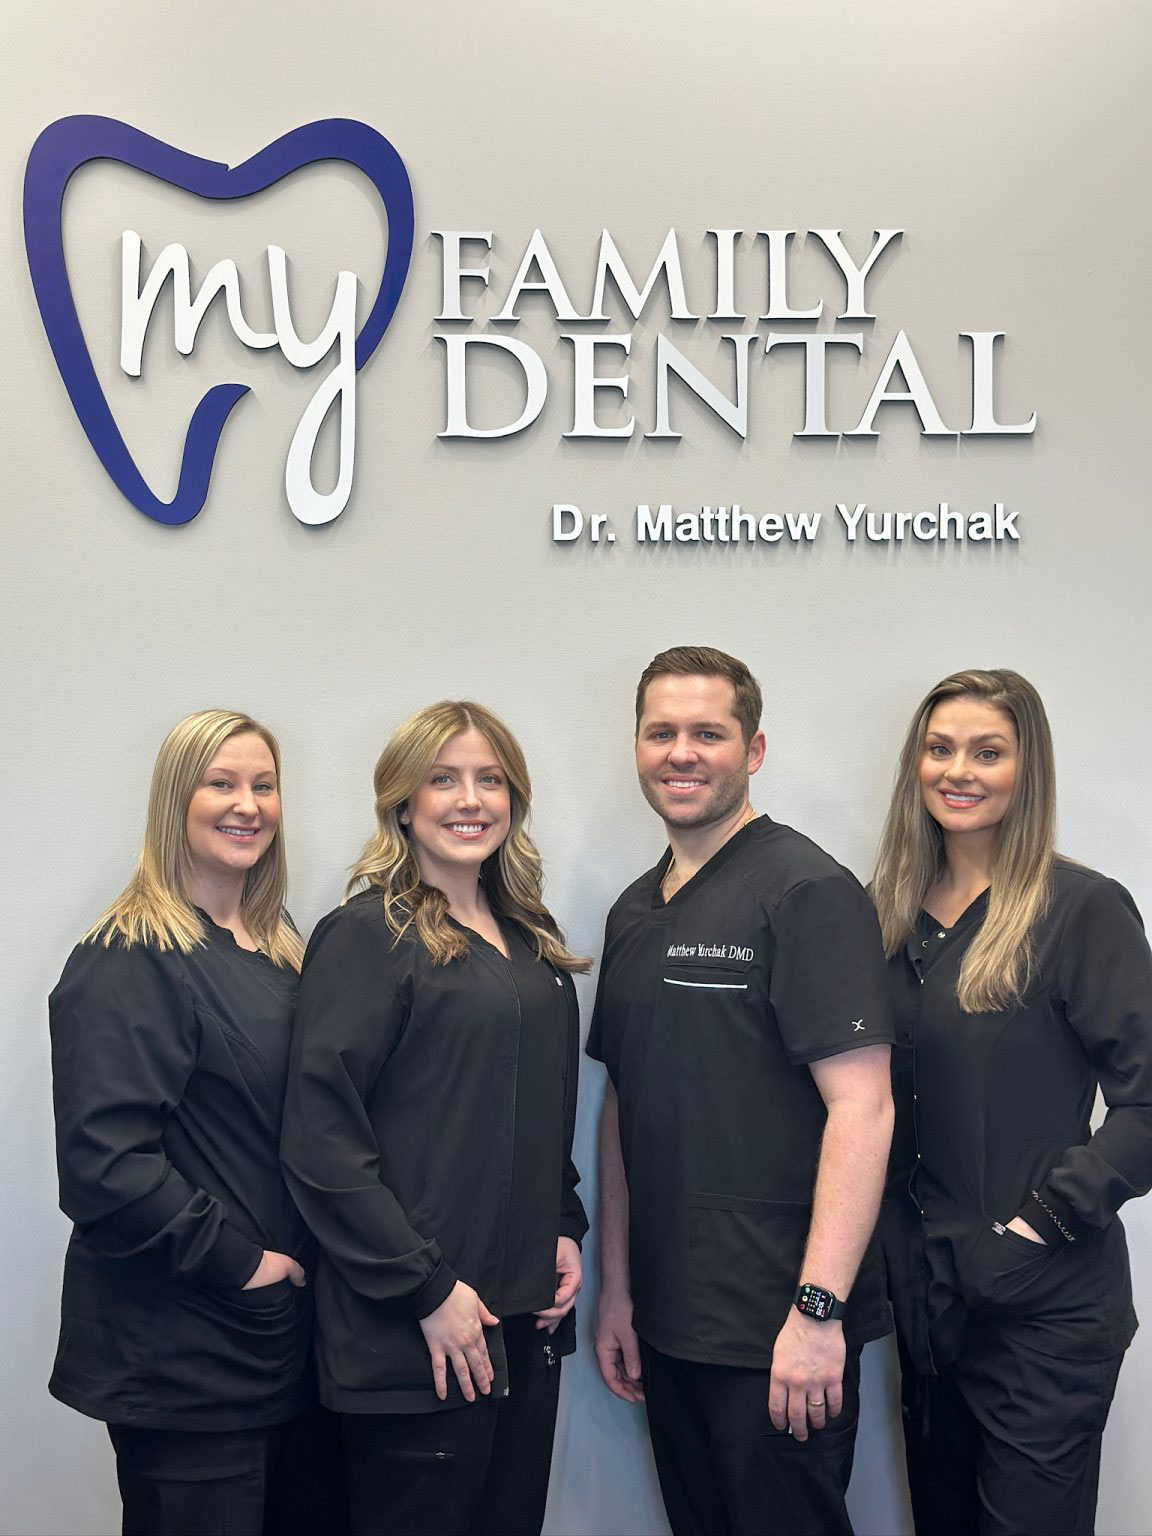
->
<box><xmin>23</xmin><ymin>116</ymin><xmax>414</xmax><ymax>527</ymax></box>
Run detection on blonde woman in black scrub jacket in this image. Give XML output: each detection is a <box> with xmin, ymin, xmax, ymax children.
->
<box><xmin>281</xmin><ymin>700</ymin><xmax>589</xmax><ymax>1536</ymax></box>
<box><xmin>48</xmin><ymin>711</ymin><xmax>318</xmax><ymax>1536</ymax></box>
<box><xmin>871</xmin><ymin>670</ymin><xmax>1152</xmax><ymax>1536</ymax></box>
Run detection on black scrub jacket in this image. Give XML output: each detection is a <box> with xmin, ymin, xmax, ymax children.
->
<box><xmin>884</xmin><ymin>861</ymin><xmax>1152</xmax><ymax>1372</ymax></box>
<box><xmin>587</xmin><ymin>817</ymin><xmax>895</xmax><ymax>1368</ymax></box>
<box><xmin>280</xmin><ymin>892</ymin><xmax>588</xmax><ymax>1415</ymax></box>
<box><xmin>48</xmin><ymin>922</ymin><xmax>312</xmax><ymax>1432</ymax></box>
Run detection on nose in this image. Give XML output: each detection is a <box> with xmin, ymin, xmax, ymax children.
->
<box><xmin>943</xmin><ymin>755</ymin><xmax>974</xmax><ymax>782</ymax></box>
<box><xmin>668</xmin><ymin>733</ymin><xmax>700</xmax><ymax>766</ymax></box>
<box><xmin>232</xmin><ymin>782</ymin><xmax>259</xmax><ymax>817</ymax></box>
<box><xmin>456</xmin><ymin>779</ymin><xmax>481</xmax><ymax>810</ymax></box>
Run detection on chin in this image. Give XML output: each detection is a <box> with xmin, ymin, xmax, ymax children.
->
<box><xmin>664</xmin><ymin>804</ymin><xmax>715</xmax><ymax>827</ymax></box>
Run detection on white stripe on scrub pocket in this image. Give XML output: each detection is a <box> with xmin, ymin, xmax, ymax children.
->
<box><xmin>663</xmin><ymin>978</ymin><xmax>748</xmax><ymax>990</ymax></box>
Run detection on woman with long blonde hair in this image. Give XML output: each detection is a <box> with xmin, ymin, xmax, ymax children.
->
<box><xmin>282</xmin><ymin>701</ymin><xmax>589</xmax><ymax>1536</ymax></box>
<box><xmin>49</xmin><ymin>710</ymin><xmax>317</xmax><ymax>1536</ymax></box>
<box><xmin>872</xmin><ymin>669</ymin><xmax>1152</xmax><ymax>1536</ymax></box>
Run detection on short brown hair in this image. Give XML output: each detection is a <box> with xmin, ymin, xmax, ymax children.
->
<box><xmin>635</xmin><ymin>646</ymin><xmax>763</xmax><ymax>745</ymax></box>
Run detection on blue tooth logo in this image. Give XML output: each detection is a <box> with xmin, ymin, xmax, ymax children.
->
<box><xmin>24</xmin><ymin>115</ymin><xmax>414</xmax><ymax>527</ymax></box>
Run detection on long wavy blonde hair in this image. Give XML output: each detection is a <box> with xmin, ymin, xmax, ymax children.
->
<box><xmin>871</xmin><ymin>669</ymin><xmax>1055</xmax><ymax>1013</ymax></box>
<box><xmin>87</xmin><ymin>710</ymin><xmax>303</xmax><ymax>970</ymax></box>
<box><xmin>348</xmin><ymin>701</ymin><xmax>589</xmax><ymax>971</ymax></box>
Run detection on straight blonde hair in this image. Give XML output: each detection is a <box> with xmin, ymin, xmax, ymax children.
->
<box><xmin>348</xmin><ymin>701</ymin><xmax>590</xmax><ymax>972</ymax></box>
<box><xmin>871</xmin><ymin>669</ymin><xmax>1055</xmax><ymax>1013</ymax></box>
<box><xmin>87</xmin><ymin>711</ymin><xmax>303</xmax><ymax>970</ymax></box>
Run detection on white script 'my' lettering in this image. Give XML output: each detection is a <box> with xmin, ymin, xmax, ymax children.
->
<box><xmin>119</xmin><ymin>231</ymin><xmax>358</xmax><ymax>526</ymax></box>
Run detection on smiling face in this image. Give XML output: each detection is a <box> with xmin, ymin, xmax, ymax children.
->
<box><xmin>185</xmin><ymin>731</ymin><xmax>281</xmax><ymax>891</ymax></box>
<box><xmin>403</xmin><ymin>728</ymin><xmax>513</xmax><ymax>888</ymax></box>
<box><xmin>635</xmin><ymin>674</ymin><xmax>765</xmax><ymax>831</ymax></box>
<box><xmin>919</xmin><ymin>697</ymin><xmax>1019</xmax><ymax>841</ymax></box>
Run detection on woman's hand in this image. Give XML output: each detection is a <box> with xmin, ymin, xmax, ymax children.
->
<box><xmin>1004</xmin><ymin>1216</ymin><xmax>1047</xmax><ymax>1244</ymax></box>
<box><xmin>534</xmin><ymin>1236</ymin><xmax>583</xmax><ymax>1333</ymax></box>
<box><xmin>419</xmin><ymin>1281</ymin><xmax>499</xmax><ymax>1402</ymax></box>
<box><xmin>242</xmin><ymin>1250</ymin><xmax>307</xmax><ymax>1289</ymax></box>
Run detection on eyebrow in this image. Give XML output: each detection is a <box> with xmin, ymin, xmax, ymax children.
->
<box><xmin>429</xmin><ymin>761</ymin><xmax>503</xmax><ymax>773</ymax></box>
<box><xmin>203</xmin><ymin>763</ymin><xmax>277</xmax><ymax>777</ymax></box>
<box><xmin>644</xmin><ymin>719</ymin><xmax>734</xmax><ymax>731</ymax></box>
<box><xmin>925</xmin><ymin>731</ymin><xmax>1011</xmax><ymax>745</ymax></box>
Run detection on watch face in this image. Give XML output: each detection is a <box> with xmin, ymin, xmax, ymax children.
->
<box><xmin>795</xmin><ymin>1283</ymin><xmax>836</xmax><ymax>1320</ymax></box>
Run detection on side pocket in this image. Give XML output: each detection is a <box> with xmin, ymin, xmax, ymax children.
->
<box><xmin>232</xmin><ymin>1277</ymin><xmax>295</xmax><ymax>1311</ymax></box>
<box><xmin>962</xmin><ymin>1222</ymin><xmax>1054</xmax><ymax>1308</ymax></box>
<box><xmin>687</xmin><ymin>1194</ymin><xmax>809</xmax><ymax>1354</ymax></box>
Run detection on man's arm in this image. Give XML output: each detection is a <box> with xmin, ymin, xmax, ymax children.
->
<box><xmin>594</xmin><ymin>1082</ymin><xmax>645</xmax><ymax>1403</ymax></box>
<box><xmin>767</xmin><ymin>1043</ymin><xmax>893</xmax><ymax>1440</ymax></box>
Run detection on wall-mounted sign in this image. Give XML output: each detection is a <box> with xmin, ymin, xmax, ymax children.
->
<box><xmin>25</xmin><ymin>116</ymin><xmax>1035</xmax><ymax>532</ymax></box>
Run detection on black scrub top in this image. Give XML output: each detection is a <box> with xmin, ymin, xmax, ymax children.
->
<box><xmin>884</xmin><ymin>861</ymin><xmax>1152</xmax><ymax>1371</ymax></box>
<box><xmin>587</xmin><ymin>817</ymin><xmax>894</xmax><ymax>1368</ymax></box>
<box><xmin>281</xmin><ymin>893</ymin><xmax>586</xmax><ymax>1414</ymax></box>
<box><xmin>48</xmin><ymin>919</ymin><xmax>311</xmax><ymax>1431</ymax></box>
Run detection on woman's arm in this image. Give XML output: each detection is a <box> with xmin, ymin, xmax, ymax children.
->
<box><xmin>49</xmin><ymin>942</ymin><xmax>263</xmax><ymax>1288</ymax></box>
<box><xmin>1021</xmin><ymin>877</ymin><xmax>1152</xmax><ymax>1241</ymax></box>
<box><xmin>534</xmin><ymin>973</ymin><xmax>587</xmax><ymax>1332</ymax></box>
<box><xmin>279</xmin><ymin>904</ymin><xmax>457</xmax><ymax>1315</ymax></box>
<box><xmin>558</xmin><ymin>973</ymin><xmax>589</xmax><ymax>1245</ymax></box>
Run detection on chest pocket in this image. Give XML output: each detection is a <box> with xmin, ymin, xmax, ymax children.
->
<box><xmin>663</xmin><ymin>959</ymin><xmax>752</xmax><ymax>995</ymax></box>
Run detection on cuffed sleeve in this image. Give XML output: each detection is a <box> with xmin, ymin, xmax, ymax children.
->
<box><xmin>409</xmin><ymin>1260</ymin><xmax>459</xmax><ymax>1319</ymax></box>
<box><xmin>1012</xmin><ymin>1194</ymin><xmax>1070</xmax><ymax>1245</ymax></box>
<box><xmin>1036</xmin><ymin>878</ymin><xmax>1152</xmax><ymax>1235</ymax></box>
<box><xmin>280</xmin><ymin>904</ymin><xmax>455</xmax><ymax>1308</ymax></box>
<box><xmin>49</xmin><ymin>941</ymin><xmax>264</xmax><ymax>1288</ymax></box>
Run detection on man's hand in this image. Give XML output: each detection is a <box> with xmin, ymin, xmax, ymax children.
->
<box><xmin>418</xmin><ymin>1281</ymin><xmax>499</xmax><ymax>1402</ymax></box>
<box><xmin>535</xmin><ymin>1236</ymin><xmax>583</xmax><ymax>1333</ymax></box>
<box><xmin>595</xmin><ymin>1289</ymin><xmax>645</xmax><ymax>1403</ymax></box>
<box><xmin>767</xmin><ymin>1310</ymin><xmax>845</xmax><ymax>1441</ymax></box>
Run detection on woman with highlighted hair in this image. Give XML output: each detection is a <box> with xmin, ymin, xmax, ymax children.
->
<box><xmin>281</xmin><ymin>700</ymin><xmax>589</xmax><ymax>1536</ymax></box>
<box><xmin>872</xmin><ymin>670</ymin><xmax>1152</xmax><ymax>1536</ymax></box>
<box><xmin>48</xmin><ymin>710</ymin><xmax>323</xmax><ymax>1536</ymax></box>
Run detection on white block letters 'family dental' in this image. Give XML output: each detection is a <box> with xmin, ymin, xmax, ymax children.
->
<box><xmin>120</xmin><ymin>231</ymin><xmax>357</xmax><ymax>526</ymax></box>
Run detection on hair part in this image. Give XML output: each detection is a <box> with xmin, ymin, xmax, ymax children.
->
<box><xmin>87</xmin><ymin>710</ymin><xmax>303</xmax><ymax>971</ymax></box>
<box><xmin>347</xmin><ymin>700</ymin><xmax>590</xmax><ymax>973</ymax></box>
<box><xmin>635</xmin><ymin>645</ymin><xmax>763</xmax><ymax>746</ymax></box>
<box><xmin>871</xmin><ymin>668</ymin><xmax>1055</xmax><ymax>1012</ymax></box>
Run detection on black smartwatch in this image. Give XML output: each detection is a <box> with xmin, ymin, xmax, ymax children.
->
<box><xmin>793</xmin><ymin>1282</ymin><xmax>846</xmax><ymax>1322</ymax></box>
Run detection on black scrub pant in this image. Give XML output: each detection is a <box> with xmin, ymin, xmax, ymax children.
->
<box><xmin>899</xmin><ymin>1325</ymin><xmax>1124</xmax><ymax>1536</ymax></box>
<box><xmin>109</xmin><ymin>1401</ymin><xmax>347</xmax><ymax>1536</ymax></box>
<box><xmin>640</xmin><ymin>1339</ymin><xmax>862</xmax><ymax>1536</ymax></box>
<box><xmin>339</xmin><ymin>1314</ymin><xmax>562</xmax><ymax>1536</ymax></box>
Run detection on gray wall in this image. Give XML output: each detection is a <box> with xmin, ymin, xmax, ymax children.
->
<box><xmin>3</xmin><ymin>3</ymin><xmax>1151</xmax><ymax>1532</ymax></box>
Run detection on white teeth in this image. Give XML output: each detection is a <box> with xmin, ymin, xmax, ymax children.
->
<box><xmin>219</xmin><ymin>827</ymin><xmax>257</xmax><ymax>837</ymax></box>
<box><xmin>942</xmin><ymin>793</ymin><xmax>980</xmax><ymax>803</ymax></box>
<box><xmin>446</xmin><ymin>824</ymin><xmax>485</xmax><ymax>835</ymax></box>
<box><xmin>667</xmin><ymin>780</ymin><xmax>703</xmax><ymax>788</ymax></box>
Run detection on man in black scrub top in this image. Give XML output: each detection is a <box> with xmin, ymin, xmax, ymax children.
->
<box><xmin>588</xmin><ymin>646</ymin><xmax>895</xmax><ymax>1536</ymax></box>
